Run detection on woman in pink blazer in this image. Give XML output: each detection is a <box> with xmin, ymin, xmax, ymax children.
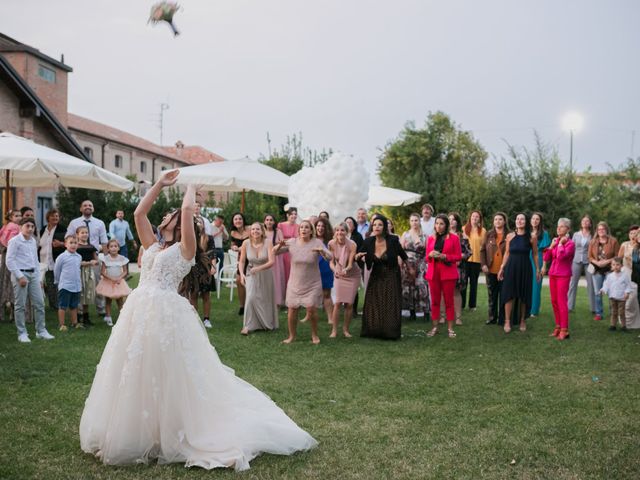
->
<box><xmin>542</xmin><ymin>218</ymin><xmax>575</xmax><ymax>340</ymax></box>
<box><xmin>425</xmin><ymin>214</ymin><xmax>462</xmax><ymax>338</ymax></box>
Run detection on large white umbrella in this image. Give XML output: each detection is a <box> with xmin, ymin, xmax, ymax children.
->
<box><xmin>176</xmin><ymin>157</ymin><xmax>290</xmax><ymax>211</ymax></box>
<box><xmin>366</xmin><ymin>185</ymin><xmax>422</xmax><ymax>207</ymax></box>
<box><xmin>0</xmin><ymin>132</ymin><xmax>134</xmax><ymax>192</ymax></box>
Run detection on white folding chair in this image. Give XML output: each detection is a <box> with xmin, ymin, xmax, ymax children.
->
<box><xmin>216</xmin><ymin>249</ymin><xmax>239</xmax><ymax>301</ymax></box>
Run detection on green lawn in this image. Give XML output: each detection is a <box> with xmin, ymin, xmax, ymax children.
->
<box><xmin>0</xmin><ymin>278</ymin><xmax>639</xmax><ymax>480</ymax></box>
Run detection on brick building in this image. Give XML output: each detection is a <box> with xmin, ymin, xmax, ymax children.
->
<box><xmin>0</xmin><ymin>32</ymin><xmax>226</xmax><ymax>227</ymax></box>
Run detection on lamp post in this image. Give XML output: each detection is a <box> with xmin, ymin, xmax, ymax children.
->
<box><xmin>562</xmin><ymin>112</ymin><xmax>584</xmax><ymax>171</ymax></box>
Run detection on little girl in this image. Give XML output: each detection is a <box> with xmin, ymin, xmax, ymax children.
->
<box><xmin>76</xmin><ymin>226</ymin><xmax>98</xmax><ymax>326</ymax></box>
<box><xmin>96</xmin><ymin>239</ymin><xmax>131</xmax><ymax>327</ymax></box>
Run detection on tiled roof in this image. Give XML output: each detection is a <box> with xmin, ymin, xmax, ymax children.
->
<box><xmin>162</xmin><ymin>145</ymin><xmax>225</xmax><ymax>165</ymax></box>
<box><xmin>68</xmin><ymin>113</ymin><xmax>189</xmax><ymax>164</ymax></box>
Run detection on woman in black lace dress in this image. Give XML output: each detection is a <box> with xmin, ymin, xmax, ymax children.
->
<box><xmin>356</xmin><ymin>215</ymin><xmax>407</xmax><ymax>340</ymax></box>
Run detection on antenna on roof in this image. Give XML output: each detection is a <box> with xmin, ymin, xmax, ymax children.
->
<box><xmin>158</xmin><ymin>102</ymin><xmax>169</xmax><ymax>145</ymax></box>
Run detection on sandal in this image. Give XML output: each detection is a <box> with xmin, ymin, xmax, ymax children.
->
<box><xmin>448</xmin><ymin>329</ymin><xmax>456</xmax><ymax>338</ymax></box>
<box><xmin>426</xmin><ymin>327</ymin><xmax>439</xmax><ymax>337</ymax></box>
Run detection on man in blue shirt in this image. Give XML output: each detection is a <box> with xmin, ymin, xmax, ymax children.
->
<box><xmin>109</xmin><ymin>210</ymin><xmax>137</xmax><ymax>258</ymax></box>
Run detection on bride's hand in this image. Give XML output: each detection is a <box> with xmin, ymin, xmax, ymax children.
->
<box><xmin>158</xmin><ymin>169</ymin><xmax>179</xmax><ymax>187</ymax></box>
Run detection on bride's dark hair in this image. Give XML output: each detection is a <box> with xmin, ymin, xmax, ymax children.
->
<box><xmin>163</xmin><ymin>210</ymin><xmax>211</xmax><ymax>298</ymax></box>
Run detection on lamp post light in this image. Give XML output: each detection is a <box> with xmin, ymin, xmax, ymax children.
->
<box><xmin>562</xmin><ymin>112</ymin><xmax>584</xmax><ymax>171</ymax></box>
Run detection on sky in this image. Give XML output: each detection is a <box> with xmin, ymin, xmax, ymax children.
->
<box><xmin>2</xmin><ymin>0</ymin><xmax>639</xmax><ymax>179</ymax></box>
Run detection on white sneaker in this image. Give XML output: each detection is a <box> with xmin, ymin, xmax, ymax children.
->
<box><xmin>104</xmin><ymin>316</ymin><xmax>113</xmax><ymax>327</ymax></box>
<box><xmin>203</xmin><ymin>319</ymin><xmax>212</xmax><ymax>329</ymax></box>
<box><xmin>401</xmin><ymin>309</ymin><xmax>411</xmax><ymax>318</ymax></box>
<box><xmin>36</xmin><ymin>330</ymin><xmax>55</xmax><ymax>340</ymax></box>
<box><xmin>18</xmin><ymin>333</ymin><xmax>31</xmax><ymax>343</ymax></box>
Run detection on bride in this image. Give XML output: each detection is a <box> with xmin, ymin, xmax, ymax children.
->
<box><xmin>79</xmin><ymin>171</ymin><xmax>317</xmax><ymax>471</ymax></box>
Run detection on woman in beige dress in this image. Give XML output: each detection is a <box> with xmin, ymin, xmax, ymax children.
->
<box><xmin>274</xmin><ymin>220</ymin><xmax>332</xmax><ymax>344</ymax></box>
<box><xmin>239</xmin><ymin>223</ymin><xmax>277</xmax><ymax>335</ymax></box>
<box><xmin>328</xmin><ymin>222</ymin><xmax>360</xmax><ymax>338</ymax></box>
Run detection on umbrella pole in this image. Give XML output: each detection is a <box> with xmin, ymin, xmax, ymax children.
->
<box><xmin>241</xmin><ymin>189</ymin><xmax>245</xmax><ymax>214</ymax></box>
<box><xmin>3</xmin><ymin>170</ymin><xmax>10</xmax><ymax>219</ymax></box>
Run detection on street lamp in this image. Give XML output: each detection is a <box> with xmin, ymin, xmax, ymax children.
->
<box><xmin>562</xmin><ymin>112</ymin><xmax>584</xmax><ymax>171</ymax></box>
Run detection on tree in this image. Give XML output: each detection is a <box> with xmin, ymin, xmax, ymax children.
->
<box><xmin>581</xmin><ymin>158</ymin><xmax>640</xmax><ymax>239</ymax></box>
<box><xmin>377</xmin><ymin>111</ymin><xmax>488</xmax><ymax>230</ymax></box>
<box><xmin>212</xmin><ymin>133</ymin><xmax>333</xmax><ymax>223</ymax></box>
<box><xmin>484</xmin><ymin>133</ymin><xmax>587</xmax><ymax>227</ymax></box>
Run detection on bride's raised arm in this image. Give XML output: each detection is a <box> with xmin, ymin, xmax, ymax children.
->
<box><xmin>134</xmin><ymin>170</ymin><xmax>179</xmax><ymax>249</ymax></box>
<box><xmin>179</xmin><ymin>184</ymin><xmax>198</xmax><ymax>261</ymax></box>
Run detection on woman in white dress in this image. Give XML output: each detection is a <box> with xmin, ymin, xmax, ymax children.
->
<box><xmin>79</xmin><ymin>170</ymin><xmax>317</xmax><ymax>471</ymax></box>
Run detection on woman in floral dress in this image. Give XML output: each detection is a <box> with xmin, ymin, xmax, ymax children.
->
<box><xmin>400</xmin><ymin>213</ymin><xmax>429</xmax><ymax>320</ymax></box>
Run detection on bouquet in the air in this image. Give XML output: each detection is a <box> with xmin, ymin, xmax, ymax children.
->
<box><xmin>148</xmin><ymin>2</ymin><xmax>181</xmax><ymax>36</ymax></box>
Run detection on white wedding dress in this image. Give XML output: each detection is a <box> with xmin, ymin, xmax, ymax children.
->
<box><xmin>79</xmin><ymin>242</ymin><xmax>317</xmax><ymax>471</ymax></box>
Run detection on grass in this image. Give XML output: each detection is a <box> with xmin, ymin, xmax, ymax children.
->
<box><xmin>0</xmin><ymin>277</ymin><xmax>639</xmax><ymax>479</ymax></box>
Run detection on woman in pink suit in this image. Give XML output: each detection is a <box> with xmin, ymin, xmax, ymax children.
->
<box><xmin>542</xmin><ymin>218</ymin><xmax>575</xmax><ymax>341</ymax></box>
<box><xmin>425</xmin><ymin>214</ymin><xmax>462</xmax><ymax>338</ymax></box>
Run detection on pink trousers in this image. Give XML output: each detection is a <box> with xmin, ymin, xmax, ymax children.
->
<box><xmin>429</xmin><ymin>279</ymin><xmax>456</xmax><ymax>322</ymax></box>
<box><xmin>549</xmin><ymin>275</ymin><xmax>570</xmax><ymax>329</ymax></box>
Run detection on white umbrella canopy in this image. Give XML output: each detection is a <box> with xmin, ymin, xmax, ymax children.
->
<box><xmin>0</xmin><ymin>132</ymin><xmax>134</xmax><ymax>192</ymax></box>
<box><xmin>175</xmin><ymin>157</ymin><xmax>290</xmax><ymax>197</ymax></box>
<box><xmin>366</xmin><ymin>185</ymin><xmax>422</xmax><ymax>207</ymax></box>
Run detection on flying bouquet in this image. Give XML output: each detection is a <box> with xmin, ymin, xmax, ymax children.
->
<box><xmin>148</xmin><ymin>2</ymin><xmax>181</xmax><ymax>36</ymax></box>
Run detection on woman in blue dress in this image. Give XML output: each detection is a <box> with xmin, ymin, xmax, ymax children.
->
<box><xmin>529</xmin><ymin>212</ymin><xmax>550</xmax><ymax>316</ymax></box>
<box><xmin>315</xmin><ymin>218</ymin><xmax>334</xmax><ymax>321</ymax></box>
<box><xmin>499</xmin><ymin>213</ymin><xmax>540</xmax><ymax>333</ymax></box>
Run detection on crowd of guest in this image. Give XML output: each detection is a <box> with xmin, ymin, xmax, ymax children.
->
<box><xmin>2</xmin><ymin>197</ymin><xmax>639</xmax><ymax>345</ymax></box>
<box><xmin>0</xmin><ymin>202</ymin><xmax>134</xmax><ymax>342</ymax></box>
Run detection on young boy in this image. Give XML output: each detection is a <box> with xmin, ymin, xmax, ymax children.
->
<box><xmin>6</xmin><ymin>217</ymin><xmax>55</xmax><ymax>342</ymax></box>
<box><xmin>600</xmin><ymin>257</ymin><xmax>632</xmax><ymax>332</ymax></box>
<box><xmin>54</xmin><ymin>235</ymin><xmax>83</xmax><ymax>331</ymax></box>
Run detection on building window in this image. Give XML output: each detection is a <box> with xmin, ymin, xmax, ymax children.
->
<box><xmin>38</xmin><ymin>64</ymin><xmax>56</xmax><ymax>83</ymax></box>
<box><xmin>83</xmin><ymin>146</ymin><xmax>93</xmax><ymax>160</ymax></box>
<box><xmin>115</xmin><ymin>155</ymin><xmax>122</xmax><ymax>169</ymax></box>
<box><xmin>140</xmin><ymin>161</ymin><xmax>147</xmax><ymax>173</ymax></box>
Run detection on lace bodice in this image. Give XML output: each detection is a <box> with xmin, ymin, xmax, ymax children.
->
<box><xmin>139</xmin><ymin>242</ymin><xmax>195</xmax><ymax>291</ymax></box>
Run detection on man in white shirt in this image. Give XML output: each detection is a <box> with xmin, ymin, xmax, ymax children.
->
<box><xmin>420</xmin><ymin>204</ymin><xmax>435</xmax><ymax>236</ymax></box>
<box><xmin>66</xmin><ymin>200</ymin><xmax>108</xmax><ymax>315</ymax></box>
<box><xmin>356</xmin><ymin>208</ymin><xmax>370</xmax><ymax>238</ymax></box>
<box><xmin>6</xmin><ymin>218</ymin><xmax>55</xmax><ymax>343</ymax></box>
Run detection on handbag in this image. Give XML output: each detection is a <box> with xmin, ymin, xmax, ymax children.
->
<box><xmin>587</xmin><ymin>264</ymin><xmax>596</xmax><ymax>275</ymax></box>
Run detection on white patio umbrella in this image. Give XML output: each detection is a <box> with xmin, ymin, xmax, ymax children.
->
<box><xmin>0</xmin><ymin>132</ymin><xmax>134</xmax><ymax>218</ymax></box>
<box><xmin>0</xmin><ymin>132</ymin><xmax>134</xmax><ymax>192</ymax></box>
<box><xmin>366</xmin><ymin>185</ymin><xmax>422</xmax><ymax>207</ymax></box>
<box><xmin>176</xmin><ymin>157</ymin><xmax>290</xmax><ymax>212</ymax></box>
